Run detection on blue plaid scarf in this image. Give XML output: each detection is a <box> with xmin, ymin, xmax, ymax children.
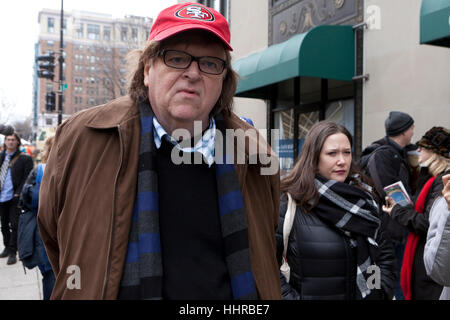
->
<box><xmin>118</xmin><ymin>100</ymin><xmax>257</xmax><ymax>300</ymax></box>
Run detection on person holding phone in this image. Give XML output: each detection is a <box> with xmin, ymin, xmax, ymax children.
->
<box><xmin>383</xmin><ymin>127</ymin><xmax>450</xmax><ymax>300</ymax></box>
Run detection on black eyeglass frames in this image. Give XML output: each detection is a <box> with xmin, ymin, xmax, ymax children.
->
<box><xmin>161</xmin><ymin>50</ymin><xmax>226</xmax><ymax>75</ymax></box>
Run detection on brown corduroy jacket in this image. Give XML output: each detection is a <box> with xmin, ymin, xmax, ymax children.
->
<box><xmin>37</xmin><ymin>96</ymin><xmax>281</xmax><ymax>300</ymax></box>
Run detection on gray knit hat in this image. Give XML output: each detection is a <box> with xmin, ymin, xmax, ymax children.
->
<box><xmin>385</xmin><ymin>111</ymin><xmax>414</xmax><ymax>136</ymax></box>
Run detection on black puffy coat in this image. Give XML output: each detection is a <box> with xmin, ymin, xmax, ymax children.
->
<box><xmin>276</xmin><ymin>196</ymin><xmax>396</xmax><ymax>300</ymax></box>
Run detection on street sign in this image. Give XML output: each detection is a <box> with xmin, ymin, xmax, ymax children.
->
<box><xmin>60</xmin><ymin>83</ymin><xmax>68</xmax><ymax>91</ymax></box>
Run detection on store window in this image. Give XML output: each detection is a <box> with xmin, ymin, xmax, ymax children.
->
<box><xmin>272</xmin><ymin>109</ymin><xmax>295</xmax><ymax>176</ymax></box>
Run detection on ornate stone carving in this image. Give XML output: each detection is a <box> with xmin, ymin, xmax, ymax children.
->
<box><xmin>269</xmin><ymin>0</ymin><xmax>362</xmax><ymax>45</ymax></box>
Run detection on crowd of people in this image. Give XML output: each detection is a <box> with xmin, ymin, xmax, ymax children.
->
<box><xmin>1</xmin><ymin>2</ymin><xmax>449</xmax><ymax>301</ymax></box>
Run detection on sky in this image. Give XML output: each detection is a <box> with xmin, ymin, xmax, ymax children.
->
<box><xmin>0</xmin><ymin>0</ymin><xmax>177</xmax><ymax>124</ymax></box>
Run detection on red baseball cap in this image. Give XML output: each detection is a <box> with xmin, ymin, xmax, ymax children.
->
<box><xmin>148</xmin><ymin>2</ymin><xmax>233</xmax><ymax>51</ymax></box>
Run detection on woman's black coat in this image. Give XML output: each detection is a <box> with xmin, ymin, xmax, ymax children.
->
<box><xmin>276</xmin><ymin>195</ymin><xmax>397</xmax><ymax>300</ymax></box>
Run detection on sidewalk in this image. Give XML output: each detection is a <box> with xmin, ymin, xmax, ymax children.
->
<box><xmin>0</xmin><ymin>232</ymin><xmax>42</xmax><ymax>300</ymax></box>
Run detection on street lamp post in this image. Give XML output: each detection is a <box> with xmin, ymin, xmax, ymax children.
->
<box><xmin>58</xmin><ymin>0</ymin><xmax>64</xmax><ymax>125</ymax></box>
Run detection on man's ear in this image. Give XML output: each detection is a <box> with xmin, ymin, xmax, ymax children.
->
<box><xmin>144</xmin><ymin>63</ymin><xmax>150</xmax><ymax>87</ymax></box>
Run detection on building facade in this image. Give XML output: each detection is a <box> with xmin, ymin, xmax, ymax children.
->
<box><xmin>35</xmin><ymin>9</ymin><xmax>152</xmax><ymax>131</ymax></box>
<box><xmin>226</xmin><ymin>0</ymin><xmax>449</xmax><ymax>175</ymax></box>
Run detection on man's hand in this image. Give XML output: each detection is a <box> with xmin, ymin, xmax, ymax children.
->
<box><xmin>382</xmin><ymin>197</ymin><xmax>396</xmax><ymax>215</ymax></box>
<box><xmin>442</xmin><ymin>174</ymin><xmax>450</xmax><ymax>210</ymax></box>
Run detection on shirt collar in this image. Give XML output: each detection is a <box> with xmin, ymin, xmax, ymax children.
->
<box><xmin>5</xmin><ymin>150</ymin><xmax>16</xmax><ymax>158</ymax></box>
<box><xmin>152</xmin><ymin>117</ymin><xmax>216</xmax><ymax>167</ymax></box>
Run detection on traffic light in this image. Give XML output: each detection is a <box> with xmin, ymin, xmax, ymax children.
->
<box><xmin>45</xmin><ymin>92</ymin><xmax>56</xmax><ymax>112</ymax></box>
<box><xmin>37</xmin><ymin>52</ymin><xmax>55</xmax><ymax>80</ymax></box>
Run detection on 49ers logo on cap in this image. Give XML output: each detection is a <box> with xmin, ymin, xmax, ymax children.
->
<box><xmin>175</xmin><ymin>5</ymin><xmax>215</xmax><ymax>22</ymax></box>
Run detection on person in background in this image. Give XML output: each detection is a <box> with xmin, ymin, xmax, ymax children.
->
<box><xmin>383</xmin><ymin>127</ymin><xmax>450</xmax><ymax>300</ymax></box>
<box><xmin>360</xmin><ymin>111</ymin><xmax>415</xmax><ymax>300</ymax></box>
<box><xmin>277</xmin><ymin>121</ymin><xmax>396</xmax><ymax>300</ymax></box>
<box><xmin>0</xmin><ymin>133</ymin><xmax>33</xmax><ymax>265</ymax></box>
<box><xmin>38</xmin><ymin>2</ymin><xmax>281</xmax><ymax>300</ymax></box>
<box><xmin>424</xmin><ymin>174</ymin><xmax>450</xmax><ymax>300</ymax></box>
<box><xmin>20</xmin><ymin>136</ymin><xmax>56</xmax><ymax>300</ymax></box>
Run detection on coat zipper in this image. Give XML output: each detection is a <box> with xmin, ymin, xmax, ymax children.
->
<box><xmin>102</xmin><ymin>125</ymin><xmax>124</xmax><ymax>299</ymax></box>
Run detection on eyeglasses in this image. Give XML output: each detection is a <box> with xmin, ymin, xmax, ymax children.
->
<box><xmin>161</xmin><ymin>50</ymin><xmax>226</xmax><ymax>75</ymax></box>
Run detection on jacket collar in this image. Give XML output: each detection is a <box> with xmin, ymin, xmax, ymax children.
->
<box><xmin>84</xmin><ymin>96</ymin><xmax>140</xmax><ymax>129</ymax></box>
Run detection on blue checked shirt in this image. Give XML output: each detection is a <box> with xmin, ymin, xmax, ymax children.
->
<box><xmin>153</xmin><ymin>117</ymin><xmax>216</xmax><ymax>167</ymax></box>
<box><xmin>0</xmin><ymin>151</ymin><xmax>15</xmax><ymax>203</ymax></box>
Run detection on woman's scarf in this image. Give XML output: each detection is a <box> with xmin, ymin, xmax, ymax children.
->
<box><xmin>314</xmin><ymin>175</ymin><xmax>381</xmax><ymax>299</ymax></box>
<box><xmin>400</xmin><ymin>176</ymin><xmax>435</xmax><ymax>300</ymax></box>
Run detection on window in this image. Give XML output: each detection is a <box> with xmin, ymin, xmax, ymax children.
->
<box><xmin>104</xmin><ymin>26</ymin><xmax>111</xmax><ymax>41</ymax></box>
<box><xmin>87</xmin><ymin>24</ymin><xmax>100</xmax><ymax>40</ymax></box>
<box><xmin>47</xmin><ymin>40</ymin><xmax>54</xmax><ymax>47</ymax></box>
<box><xmin>76</xmin><ymin>23</ymin><xmax>84</xmax><ymax>38</ymax></box>
<box><xmin>46</xmin><ymin>84</ymin><xmax>53</xmax><ymax>92</ymax></box>
<box><xmin>48</xmin><ymin>17</ymin><xmax>55</xmax><ymax>33</ymax></box>
<box><xmin>46</xmin><ymin>118</ymin><xmax>53</xmax><ymax>125</ymax></box>
<box><xmin>63</xmin><ymin>19</ymin><xmax>67</xmax><ymax>35</ymax></box>
<box><xmin>132</xmin><ymin>28</ymin><xmax>138</xmax><ymax>42</ymax></box>
<box><xmin>121</xmin><ymin>27</ymin><xmax>128</xmax><ymax>41</ymax></box>
<box><xmin>198</xmin><ymin>0</ymin><xmax>229</xmax><ymax>21</ymax></box>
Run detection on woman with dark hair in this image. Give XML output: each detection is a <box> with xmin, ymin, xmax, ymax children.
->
<box><xmin>277</xmin><ymin>121</ymin><xmax>396</xmax><ymax>300</ymax></box>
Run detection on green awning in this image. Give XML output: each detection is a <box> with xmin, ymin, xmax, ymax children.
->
<box><xmin>233</xmin><ymin>25</ymin><xmax>355</xmax><ymax>97</ymax></box>
<box><xmin>420</xmin><ymin>0</ymin><xmax>450</xmax><ymax>47</ymax></box>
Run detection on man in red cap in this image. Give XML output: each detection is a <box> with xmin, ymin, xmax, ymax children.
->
<box><xmin>38</xmin><ymin>3</ymin><xmax>281</xmax><ymax>300</ymax></box>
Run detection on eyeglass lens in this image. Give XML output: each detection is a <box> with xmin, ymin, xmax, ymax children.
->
<box><xmin>163</xmin><ymin>50</ymin><xmax>225</xmax><ymax>75</ymax></box>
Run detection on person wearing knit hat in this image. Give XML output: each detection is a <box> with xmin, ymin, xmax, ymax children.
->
<box><xmin>360</xmin><ymin>110</ymin><xmax>416</xmax><ymax>300</ymax></box>
<box><xmin>385</xmin><ymin>111</ymin><xmax>415</xmax><ymax>137</ymax></box>
<box><xmin>37</xmin><ymin>2</ymin><xmax>281</xmax><ymax>300</ymax></box>
<box><xmin>383</xmin><ymin>126</ymin><xmax>450</xmax><ymax>300</ymax></box>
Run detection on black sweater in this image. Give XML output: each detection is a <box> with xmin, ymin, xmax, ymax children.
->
<box><xmin>156</xmin><ymin>139</ymin><xmax>233</xmax><ymax>300</ymax></box>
